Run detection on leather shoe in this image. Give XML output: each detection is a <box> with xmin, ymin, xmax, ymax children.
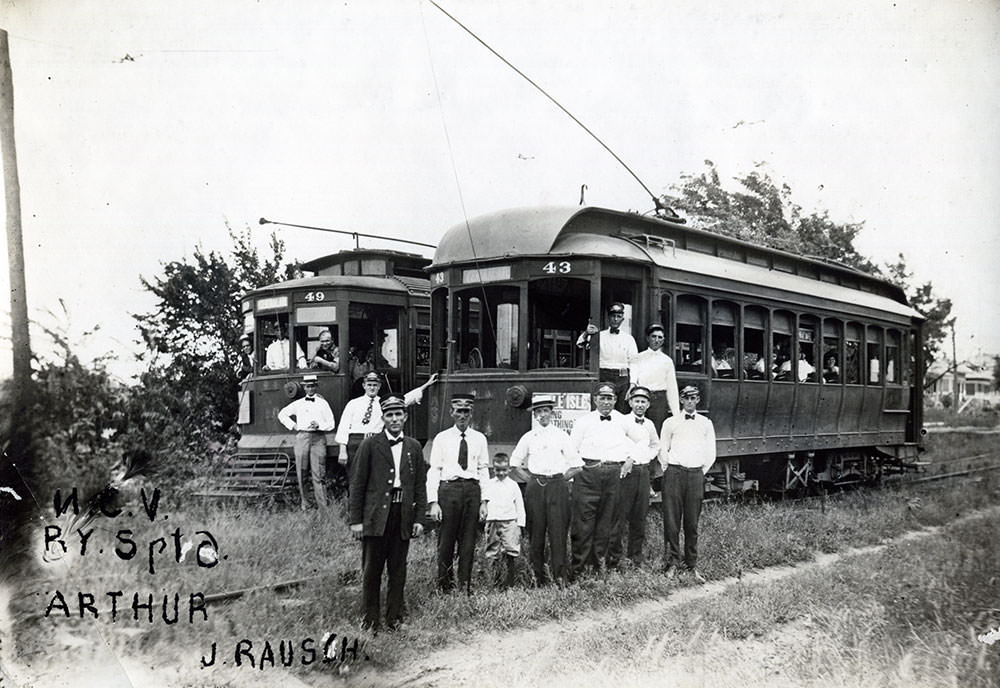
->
<box><xmin>690</xmin><ymin>569</ymin><xmax>706</xmax><ymax>584</ymax></box>
<box><xmin>664</xmin><ymin>565</ymin><xmax>678</xmax><ymax>580</ymax></box>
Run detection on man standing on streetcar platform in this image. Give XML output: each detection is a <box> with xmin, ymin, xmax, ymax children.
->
<box><xmin>349</xmin><ymin>395</ymin><xmax>426</xmax><ymax>632</ymax></box>
<box><xmin>569</xmin><ymin>382</ymin><xmax>637</xmax><ymax>579</ymax></box>
<box><xmin>628</xmin><ymin>323</ymin><xmax>681</xmax><ymax>429</ymax></box>
<box><xmin>277</xmin><ymin>374</ymin><xmax>335</xmax><ymax>510</ymax></box>
<box><xmin>577</xmin><ymin>302</ymin><xmax>638</xmax><ymax>413</ymax></box>
<box><xmin>334</xmin><ymin>371</ymin><xmax>438</xmax><ymax>497</ymax></box>
<box><xmin>659</xmin><ymin>385</ymin><xmax>716</xmax><ymax>583</ymax></box>
<box><xmin>427</xmin><ymin>393</ymin><xmax>490</xmax><ymax>594</ymax></box>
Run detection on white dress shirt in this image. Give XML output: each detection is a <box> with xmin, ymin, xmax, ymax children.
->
<box><xmin>570</xmin><ymin>410</ymin><xmax>637</xmax><ymax>463</ymax></box>
<box><xmin>659</xmin><ymin>411</ymin><xmax>716</xmax><ymax>473</ymax></box>
<box><xmin>624</xmin><ymin>414</ymin><xmax>660</xmax><ymax>465</ymax></box>
<box><xmin>277</xmin><ymin>395</ymin><xmax>336</xmax><ymax>432</ymax></box>
<box><xmin>265</xmin><ymin>338</ymin><xmax>307</xmax><ymax>370</ymax></box>
<box><xmin>482</xmin><ymin>477</ymin><xmax>526</xmax><ymax>525</ymax></box>
<box><xmin>427</xmin><ymin>425</ymin><xmax>490</xmax><ymax>503</ymax></box>
<box><xmin>629</xmin><ymin>348</ymin><xmax>681</xmax><ymax>416</ymax></box>
<box><xmin>335</xmin><ymin>388</ymin><xmax>428</xmax><ymax>445</ymax></box>
<box><xmin>386</xmin><ymin>431</ymin><xmax>403</xmax><ymax>488</ymax></box>
<box><xmin>510</xmin><ymin>424</ymin><xmax>582</xmax><ymax>476</ymax></box>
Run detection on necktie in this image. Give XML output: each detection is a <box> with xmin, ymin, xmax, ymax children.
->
<box><xmin>635</xmin><ymin>417</ymin><xmax>645</xmax><ymax>424</ymax></box>
<box><xmin>304</xmin><ymin>397</ymin><xmax>315</xmax><ymax>403</ymax></box>
<box><xmin>609</xmin><ymin>327</ymin><xmax>620</xmax><ymax>334</ymax></box>
<box><xmin>362</xmin><ymin>396</ymin><xmax>374</xmax><ymax>425</ymax></box>
<box><xmin>600</xmin><ymin>415</ymin><xmax>611</xmax><ymax>422</ymax></box>
<box><xmin>388</xmin><ymin>435</ymin><xmax>403</xmax><ymax>446</ymax></box>
<box><xmin>458</xmin><ymin>431</ymin><xmax>468</xmax><ymax>470</ymax></box>
<box><xmin>685</xmin><ymin>414</ymin><xmax>695</xmax><ymax>420</ymax></box>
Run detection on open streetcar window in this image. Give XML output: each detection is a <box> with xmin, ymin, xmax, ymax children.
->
<box><xmin>293</xmin><ymin>305</ymin><xmax>339</xmax><ymax>374</ymax></box>
<box><xmin>844</xmin><ymin>322</ymin><xmax>862</xmax><ymax>384</ymax></box>
<box><xmin>529</xmin><ymin>277</ymin><xmax>589</xmax><ymax>369</ymax></box>
<box><xmin>772</xmin><ymin>310</ymin><xmax>794</xmax><ymax>382</ymax></box>
<box><xmin>455</xmin><ymin>286</ymin><xmax>519</xmax><ymax>370</ymax></box>
<box><xmin>797</xmin><ymin>317</ymin><xmax>819</xmax><ymax>383</ymax></box>
<box><xmin>674</xmin><ymin>295</ymin><xmax>705</xmax><ymax>373</ymax></box>
<box><xmin>710</xmin><ymin>301</ymin><xmax>737</xmax><ymax>378</ymax></box>
<box><xmin>886</xmin><ymin>329</ymin><xmax>900</xmax><ymax>384</ymax></box>
<box><xmin>822</xmin><ymin>319</ymin><xmax>842</xmax><ymax>384</ymax></box>
<box><xmin>257</xmin><ymin>312</ymin><xmax>307</xmax><ymax>372</ymax></box>
<box><xmin>867</xmin><ymin>327</ymin><xmax>883</xmax><ymax>385</ymax></box>
<box><xmin>346</xmin><ymin>302</ymin><xmax>403</xmax><ymax>394</ymax></box>
<box><xmin>743</xmin><ymin>305</ymin><xmax>767</xmax><ymax>380</ymax></box>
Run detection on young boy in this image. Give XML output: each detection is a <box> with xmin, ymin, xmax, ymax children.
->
<box><xmin>480</xmin><ymin>452</ymin><xmax>526</xmax><ymax>588</ymax></box>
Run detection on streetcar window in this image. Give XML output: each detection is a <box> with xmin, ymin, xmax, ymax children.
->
<box><xmin>844</xmin><ymin>323</ymin><xmax>862</xmax><ymax>384</ymax></box>
<box><xmin>361</xmin><ymin>259</ymin><xmax>387</xmax><ymax>276</ymax></box>
<box><xmin>743</xmin><ymin>305</ymin><xmax>767</xmax><ymax>380</ymax></box>
<box><xmin>456</xmin><ymin>287</ymin><xmax>519</xmax><ymax>370</ymax></box>
<box><xmin>867</xmin><ymin>327</ymin><xmax>883</xmax><ymax>385</ymax></box>
<box><xmin>886</xmin><ymin>330</ymin><xmax>900</xmax><ymax>384</ymax></box>
<box><xmin>822</xmin><ymin>319</ymin><xmax>842</xmax><ymax>384</ymax></box>
<box><xmin>293</xmin><ymin>306</ymin><xmax>339</xmax><ymax>373</ymax></box>
<box><xmin>772</xmin><ymin>310</ymin><xmax>793</xmax><ymax>382</ymax></box>
<box><xmin>432</xmin><ymin>289</ymin><xmax>449</xmax><ymax>371</ymax></box>
<box><xmin>258</xmin><ymin>314</ymin><xmax>307</xmax><ymax>372</ymax></box>
<box><xmin>710</xmin><ymin>301</ymin><xmax>737</xmax><ymax>378</ymax></box>
<box><xmin>416</xmin><ymin>309</ymin><xmax>431</xmax><ymax>370</ymax></box>
<box><xmin>797</xmin><ymin>318</ymin><xmax>819</xmax><ymax>383</ymax></box>
<box><xmin>674</xmin><ymin>295</ymin><xmax>705</xmax><ymax>373</ymax></box>
<box><xmin>529</xmin><ymin>277</ymin><xmax>589</xmax><ymax>369</ymax></box>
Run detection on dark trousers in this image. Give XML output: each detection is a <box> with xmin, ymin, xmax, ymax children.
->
<box><xmin>599</xmin><ymin>369</ymin><xmax>631</xmax><ymax>413</ymax></box>
<box><xmin>570</xmin><ymin>464</ymin><xmax>621</xmax><ymax>576</ymax></box>
<box><xmin>662</xmin><ymin>464</ymin><xmax>704</xmax><ymax>569</ymax></box>
<box><xmin>611</xmin><ymin>463</ymin><xmax>651</xmax><ymax>564</ymax></box>
<box><xmin>436</xmin><ymin>479</ymin><xmax>481</xmax><ymax>591</ymax></box>
<box><xmin>645</xmin><ymin>390</ymin><xmax>669</xmax><ymax>430</ymax></box>
<box><xmin>525</xmin><ymin>475</ymin><xmax>570</xmax><ymax>584</ymax></box>
<box><xmin>361</xmin><ymin>503</ymin><xmax>410</xmax><ymax>630</ymax></box>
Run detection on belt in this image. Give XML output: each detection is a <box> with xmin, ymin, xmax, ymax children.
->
<box><xmin>444</xmin><ymin>477</ymin><xmax>479</xmax><ymax>483</ymax></box>
<box><xmin>348</xmin><ymin>432</ymin><xmax>375</xmax><ymax>439</ymax></box>
<box><xmin>528</xmin><ymin>471</ymin><xmax>564</xmax><ymax>479</ymax></box>
<box><xmin>600</xmin><ymin>367</ymin><xmax>629</xmax><ymax>376</ymax></box>
<box><xmin>667</xmin><ymin>464</ymin><xmax>703</xmax><ymax>472</ymax></box>
<box><xmin>390</xmin><ymin>488</ymin><xmax>403</xmax><ymax>503</ymax></box>
<box><xmin>583</xmin><ymin>458</ymin><xmax>625</xmax><ymax>467</ymax></box>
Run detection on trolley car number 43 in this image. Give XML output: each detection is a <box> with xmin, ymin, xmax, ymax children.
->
<box><xmin>541</xmin><ymin>261</ymin><xmax>572</xmax><ymax>274</ymax></box>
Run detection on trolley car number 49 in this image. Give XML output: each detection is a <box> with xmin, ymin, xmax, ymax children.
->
<box><xmin>541</xmin><ymin>261</ymin><xmax>572</xmax><ymax>274</ymax></box>
<box><xmin>303</xmin><ymin>291</ymin><xmax>326</xmax><ymax>302</ymax></box>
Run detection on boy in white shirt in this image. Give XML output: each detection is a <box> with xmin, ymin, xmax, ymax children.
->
<box><xmin>481</xmin><ymin>453</ymin><xmax>526</xmax><ymax>588</ymax></box>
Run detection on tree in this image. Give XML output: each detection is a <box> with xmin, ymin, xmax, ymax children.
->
<box><xmin>132</xmin><ymin>225</ymin><xmax>287</xmax><ymax>478</ymax></box>
<box><xmin>993</xmin><ymin>356</ymin><xmax>1000</xmax><ymax>392</ymax></box>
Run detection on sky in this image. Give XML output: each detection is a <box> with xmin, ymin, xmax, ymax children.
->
<box><xmin>1</xmin><ymin>0</ymin><xmax>998</xmax><ymax>380</ymax></box>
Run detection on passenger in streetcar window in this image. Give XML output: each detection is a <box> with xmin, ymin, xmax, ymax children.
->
<box><xmin>710</xmin><ymin>348</ymin><xmax>733</xmax><ymax>378</ymax></box>
<box><xmin>753</xmin><ymin>351</ymin><xmax>777</xmax><ymax>379</ymax></box>
<box><xmin>236</xmin><ymin>335</ymin><xmax>253</xmax><ymax>380</ymax></box>
<box><xmin>264</xmin><ymin>324</ymin><xmax>306</xmax><ymax>371</ymax></box>
<box><xmin>869</xmin><ymin>355</ymin><xmax>881</xmax><ymax>383</ymax></box>
<box><xmin>577</xmin><ymin>302</ymin><xmax>638</xmax><ymax>412</ymax></box>
<box><xmin>309</xmin><ymin>329</ymin><xmax>340</xmax><ymax>372</ymax></box>
<box><xmin>822</xmin><ymin>354</ymin><xmax>841</xmax><ymax>383</ymax></box>
<box><xmin>795</xmin><ymin>352</ymin><xmax>816</xmax><ymax>382</ymax></box>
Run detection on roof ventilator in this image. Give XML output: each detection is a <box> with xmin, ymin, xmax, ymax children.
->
<box><xmin>621</xmin><ymin>232</ymin><xmax>676</xmax><ymax>257</ymax></box>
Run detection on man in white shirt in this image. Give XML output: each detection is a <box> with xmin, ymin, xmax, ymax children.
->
<box><xmin>509</xmin><ymin>395</ymin><xmax>582</xmax><ymax>587</ymax></box>
<box><xmin>481</xmin><ymin>453</ymin><xmax>526</xmax><ymax>589</ymax></box>
<box><xmin>334</xmin><ymin>371</ymin><xmax>438</xmax><ymax>497</ymax></box>
<box><xmin>577</xmin><ymin>302</ymin><xmax>638</xmax><ymax>412</ymax></box>
<box><xmin>568</xmin><ymin>383</ymin><xmax>636</xmax><ymax>579</ymax></box>
<box><xmin>610</xmin><ymin>386</ymin><xmax>660</xmax><ymax>567</ymax></box>
<box><xmin>427</xmin><ymin>393</ymin><xmax>491</xmax><ymax>593</ymax></box>
<box><xmin>628</xmin><ymin>323</ymin><xmax>681</xmax><ymax>429</ymax></box>
<box><xmin>659</xmin><ymin>385</ymin><xmax>716</xmax><ymax>583</ymax></box>
<box><xmin>277</xmin><ymin>374</ymin><xmax>335</xmax><ymax>510</ymax></box>
<box><xmin>265</xmin><ymin>324</ymin><xmax>307</xmax><ymax>371</ymax></box>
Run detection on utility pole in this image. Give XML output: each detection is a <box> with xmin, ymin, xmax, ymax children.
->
<box><xmin>950</xmin><ymin>319</ymin><xmax>959</xmax><ymax>404</ymax></box>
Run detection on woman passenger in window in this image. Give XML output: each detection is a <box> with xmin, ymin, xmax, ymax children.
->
<box><xmin>823</xmin><ymin>354</ymin><xmax>840</xmax><ymax>383</ymax></box>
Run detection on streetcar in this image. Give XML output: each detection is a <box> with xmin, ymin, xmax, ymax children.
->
<box><xmin>215</xmin><ymin>248</ymin><xmax>433</xmax><ymax>497</ymax></box>
<box><xmin>424</xmin><ymin>206</ymin><xmax>925</xmax><ymax>496</ymax></box>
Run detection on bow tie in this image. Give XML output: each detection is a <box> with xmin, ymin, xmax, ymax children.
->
<box><xmin>599</xmin><ymin>415</ymin><xmax>612</xmax><ymax>422</ymax></box>
<box><xmin>609</xmin><ymin>327</ymin><xmax>620</xmax><ymax>334</ymax></box>
<box><xmin>685</xmin><ymin>414</ymin><xmax>696</xmax><ymax>420</ymax></box>
<box><xmin>304</xmin><ymin>397</ymin><xmax>315</xmax><ymax>402</ymax></box>
<box><xmin>388</xmin><ymin>436</ymin><xmax>403</xmax><ymax>446</ymax></box>
<box><xmin>635</xmin><ymin>417</ymin><xmax>645</xmax><ymax>424</ymax></box>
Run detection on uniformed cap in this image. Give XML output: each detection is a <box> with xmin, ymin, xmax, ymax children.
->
<box><xmin>302</xmin><ymin>374</ymin><xmax>319</xmax><ymax>383</ymax></box>
<box><xmin>594</xmin><ymin>383</ymin><xmax>617</xmax><ymax>397</ymax></box>
<box><xmin>381</xmin><ymin>395</ymin><xmax>406</xmax><ymax>412</ymax></box>
<box><xmin>679</xmin><ymin>385</ymin><xmax>700</xmax><ymax>399</ymax></box>
<box><xmin>239</xmin><ymin>334</ymin><xmax>251</xmax><ymax>342</ymax></box>
<box><xmin>645</xmin><ymin>323</ymin><xmax>665</xmax><ymax>336</ymax></box>
<box><xmin>608</xmin><ymin>302</ymin><xmax>626</xmax><ymax>315</ymax></box>
<box><xmin>628</xmin><ymin>385</ymin><xmax>651</xmax><ymax>400</ymax></box>
<box><xmin>530</xmin><ymin>395</ymin><xmax>556</xmax><ymax>411</ymax></box>
<box><xmin>363</xmin><ymin>372</ymin><xmax>381</xmax><ymax>383</ymax></box>
<box><xmin>450</xmin><ymin>393</ymin><xmax>476</xmax><ymax>408</ymax></box>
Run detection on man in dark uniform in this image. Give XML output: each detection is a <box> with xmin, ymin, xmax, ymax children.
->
<box><xmin>349</xmin><ymin>396</ymin><xmax>427</xmax><ymax>632</ymax></box>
